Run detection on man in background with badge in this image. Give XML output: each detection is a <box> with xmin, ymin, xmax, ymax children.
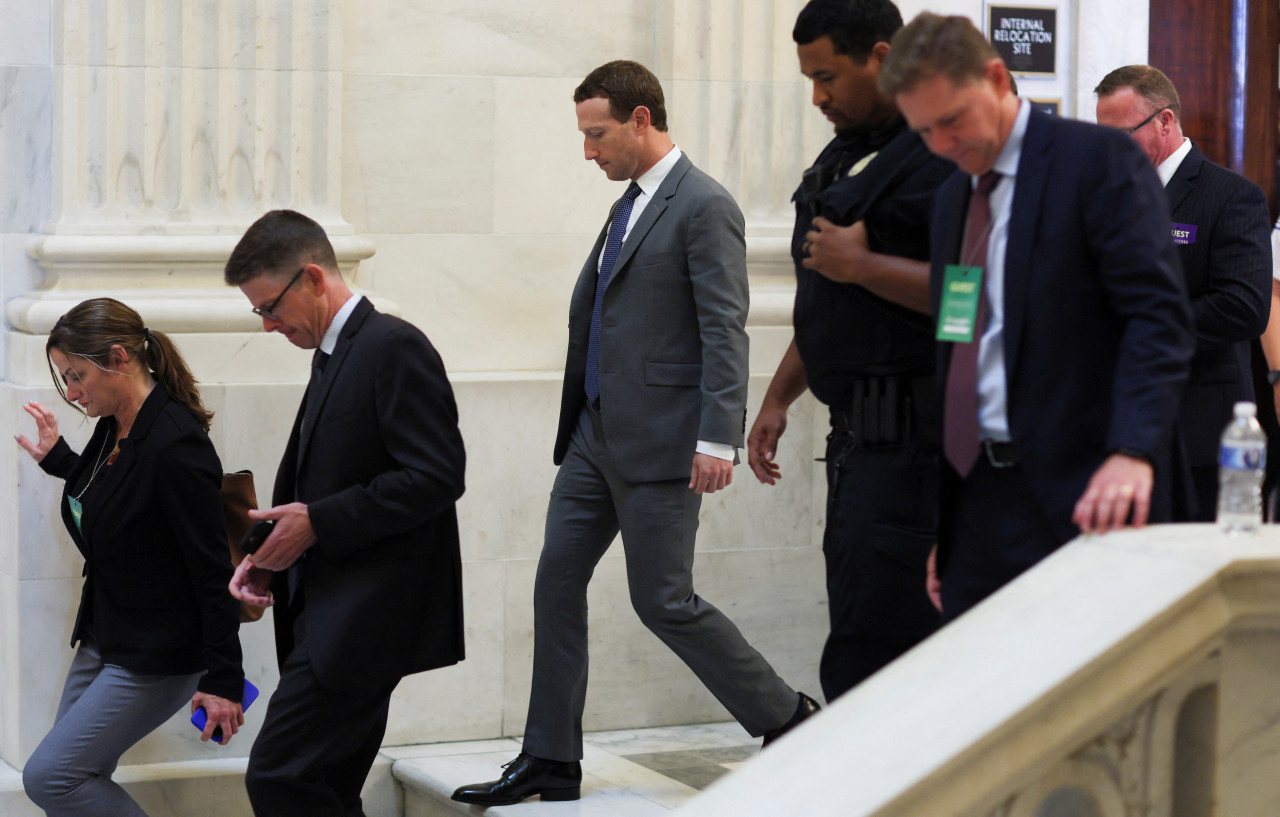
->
<box><xmin>1096</xmin><ymin>65</ymin><xmax>1272</xmax><ymax>522</ymax></box>
<box><xmin>880</xmin><ymin>14</ymin><xmax>1193</xmax><ymax>619</ymax></box>
<box><xmin>746</xmin><ymin>0</ymin><xmax>953</xmax><ymax>702</ymax></box>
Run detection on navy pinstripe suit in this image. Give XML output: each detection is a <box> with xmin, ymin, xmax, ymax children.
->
<box><xmin>1166</xmin><ymin>145</ymin><xmax>1272</xmax><ymax>519</ymax></box>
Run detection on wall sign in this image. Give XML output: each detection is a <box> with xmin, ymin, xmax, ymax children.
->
<box><xmin>1029</xmin><ymin>98</ymin><xmax>1060</xmax><ymax>115</ymax></box>
<box><xmin>987</xmin><ymin>5</ymin><xmax>1057</xmax><ymax>76</ymax></box>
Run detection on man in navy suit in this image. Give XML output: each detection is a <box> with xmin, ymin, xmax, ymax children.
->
<box><xmin>1095</xmin><ymin>65</ymin><xmax>1272</xmax><ymax>521</ymax></box>
<box><xmin>879</xmin><ymin>14</ymin><xmax>1194</xmax><ymax>619</ymax></box>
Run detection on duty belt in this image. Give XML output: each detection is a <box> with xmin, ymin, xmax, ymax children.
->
<box><xmin>829</xmin><ymin>374</ymin><xmax>935</xmax><ymax>449</ymax></box>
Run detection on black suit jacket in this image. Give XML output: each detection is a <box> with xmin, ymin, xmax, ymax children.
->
<box><xmin>1166</xmin><ymin>144</ymin><xmax>1272</xmax><ymax>467</ymax></box>
<box><xmin>41</xmin><ymin>385</ymin><xmax>244</xmax><ymax>700</ymax></box>
<box><xmin>270</xmin><ymin>297</ymin><xmax>466</xmax><ymax>691</ymax></box>
<box><xmin>930</xmin><ymin>109</ymin><xmax>1194</xmax><ymax>544</ymax></box>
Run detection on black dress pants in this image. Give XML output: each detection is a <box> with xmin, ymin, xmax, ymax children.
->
<box><xmin>819</xmin><ymin>431</ymin><xmax>941</xmax><ymax>702</ymax></box>
<box><xmin>245</xmin><ymin>614</ymin><xmax>399</xmax><ymax>817</ymax></box>
<box><xmin>939</xmin><ymin>457</ymin><xmax>1063</xmax><ymax>621</ymax></box>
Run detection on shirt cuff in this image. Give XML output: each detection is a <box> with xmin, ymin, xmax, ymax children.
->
<box><xmin>696</xmin><ymin>440</ymin><xmax>735</xmax><ymax>461</ymax></box>
<box><xmin>1272</xmin><ymin>222</ymin><xmax>1280</xmax><ymax>281</ymax></box>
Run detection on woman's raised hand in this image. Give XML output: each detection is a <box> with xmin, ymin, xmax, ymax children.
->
<box><xmin>16</xmin><ymin>401</ymin><xmax>60</xmax><ymax>463</ymax></box>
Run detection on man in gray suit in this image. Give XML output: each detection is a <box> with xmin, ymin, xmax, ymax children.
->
<box><xmin>453</xmin><ymin>60</ymin><xmax>818</xmax><ymax>807</ymax></box>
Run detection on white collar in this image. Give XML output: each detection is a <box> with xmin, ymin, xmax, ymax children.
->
<box><xmin>319</xmin><ymin>294</ymin><xmax>362</xmax><ymax>355</ymax></box>
<box><xmin>1156</xmin><ymin>138</ymin><xmax>1193</xmax><ymax>187</ymax></box>
<box><xmin>634</xmin><ymin>144</ymin><xmax>683</xmax><ymax>197</ymax></box>
<box><xmin>982</xmin><ymin>98</ymin><xmax>1030</xmax><ymax>184</ymax></box>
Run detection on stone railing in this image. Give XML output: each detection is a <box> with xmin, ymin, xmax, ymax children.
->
<box><xmin>678</xmin><ymin>523</ymin><xmax>1280</xmax><ymax>817</ymax></box>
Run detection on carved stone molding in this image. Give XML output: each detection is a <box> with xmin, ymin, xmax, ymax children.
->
<box><xmin>17</xmin><ymin>0</ymin><xmax>376</xmax><ymax>336</ymax></box>
<box><xmin>9</xmin><ymin>234</ymin><xmax>376</xmax><ymax>334</ymax></box>
<box><xmin>1072</xmin><ymin>692</ymin><xmax>1163</xmax><ymax>817</ymax></box>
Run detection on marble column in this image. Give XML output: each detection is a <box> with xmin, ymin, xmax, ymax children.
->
<box><xmin>7</xmin><ymin>0</ymin><xmax>375</xmax><ymax>379</ymax></box>
<box><xmin>654</xmin><ymin>0</ymin><xmax>828</xmax><ymax>346</ymax></box>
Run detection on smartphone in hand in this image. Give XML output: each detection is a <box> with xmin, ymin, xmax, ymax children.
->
<box><xmin>239</xmin><ymin>520</ymin><xmax>276</xmax><ymax>554</ymax></box>
<box><xmin>192</xmin><ymin>678</ymin><xmax>259</xmax><ymax>743</ymax></box>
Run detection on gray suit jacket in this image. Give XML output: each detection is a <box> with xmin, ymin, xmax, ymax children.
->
<box><xmin>554</xmin><ymin>153</ymin><xmax>750</xmax><ymax>484</ymax></box>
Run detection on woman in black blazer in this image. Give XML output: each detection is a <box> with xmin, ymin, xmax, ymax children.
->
<box><xmin>16</xmin><ymin>298</ymin><xmax>245</xmax><ymax>816</ymax></box>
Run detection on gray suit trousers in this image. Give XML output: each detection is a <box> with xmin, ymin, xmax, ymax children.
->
<box><xmin>522</xmin><ymin>404</ymin><xmax>796</xmax><ymax>761</ymax></box>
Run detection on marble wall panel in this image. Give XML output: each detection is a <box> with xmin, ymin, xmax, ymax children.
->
<box><xmin>898</xmin><ymin>0</ymin><xmax>984</xmax><ymax>18</ymax></box>
<box><xmin>213</xmin><ymin>381</ymin><xmax>309</xmax><ymax>497</ymax></box>
<box><xmin>342</xmin><ymin>0</ymin><xmax>654</xmax><ymax>79</ymax></box>
<box><xmin>355</xmin><ymin>234</ymin><xmax>588</xmax><ymax>374</ymax></box>
<box><xmin>0</xmin><ymin>0</ymin><xmax>52</xmax><ymax>67</ymax></box>
<box><xmin>0</xmin><ymin>573</ymin><xmax>13</xmax><ymax>759</ymax></box>
<box><xmin>700</xmin><ymin>375</ymin><xmax>824</xmax><ymax>554</ymax></box>
<box><xmin>0</xmin><ymin>66</ymin><xmax>54</xmax><ymax>234</ymax></box>
<box><xmin>342</xmin><ymin>73</ymin><xmax>495</xmax><ymax>236</ymax></box>
<box><xmin>1074</xmin><ymin>0</ymin><xmax>1149</xmax><ymax>118</ymax></box>
<box><xmin>173</xmin><ymin>332</ymin><xmax>313</xmax><ymax>387</ymax></box>
<box><xmin>691</xmin><ymin>547</ymin><xmax>826</xmax><ymax>697</ymax></box>
<box><xmin>666</xmin><ymin>78</ymin><xmax>827</xmax><ymax>230</ymax></box>
<box><xmin>5</xmin><ymin>575</ymin><xmax>79</xmax><ymax>764</ymax></box>
<box><xmin>4</xmin><ymin>385</ymin><xmax>94</xmax><ymax>582</ymax></box>
<box><xmin>452</xmin><ymin>377</ymin><xmax>563</xmax><ymax>564</ymax></box>
<box><xmin>491</xmin><ymin>76</ymin><xmax>625</xmax><ymax>237</ymax></box>
<box><xmin>383</xmin><ymin>560</ymin><xmax>507</xmax><ymax>745</ymax></box>
<box><xmin>658</xmin><ymin>0</ymin><xmax>808</xmax><ymax>83</ymax></box>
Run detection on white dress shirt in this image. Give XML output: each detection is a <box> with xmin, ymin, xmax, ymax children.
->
<box><xmin>975</xmin><ymin>99</ymin><xmax>1031</xmax><ymax>441</ymax></box>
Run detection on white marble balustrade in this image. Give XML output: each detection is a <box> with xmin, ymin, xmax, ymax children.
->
<box><xmin>679</xmin><ymin>524</ymin><xmax>1280</xmax><ymax>817</ymax></box>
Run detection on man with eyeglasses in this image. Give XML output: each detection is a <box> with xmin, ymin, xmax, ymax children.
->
<box><xmin>223</xmin><ymin>209</ymin><xmax>467</xmax><ymax>817</ymax></box>
<box><xmin>1096</xmin><ymin>65</ymin><xmax>1272</xmax><ymax>522</ymax></box>
<box><xmin>879</xmin><ymin>15</ymin><xmax>1193</xmax><ymax>619</ymax></box>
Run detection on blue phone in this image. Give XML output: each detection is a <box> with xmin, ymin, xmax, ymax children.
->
<box><xmin>192</xmin><ymin>678</ymin><xmax>259</xmax><ymax>743</ymax></box>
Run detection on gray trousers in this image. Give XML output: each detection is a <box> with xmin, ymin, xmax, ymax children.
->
<box><xmin>23</xmin><ymin>639</ymin><xmax>201</xmax><ymax>816</ymax></box>
<box><xmin>522</xmin><ymin>404</ymin><xmax>797</xmax><ymax>761</ymax></box>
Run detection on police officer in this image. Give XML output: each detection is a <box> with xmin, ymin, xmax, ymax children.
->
<box><xmin>747</xmin><ymin>0</ymin><xmax>953</xmax><ymax>702</ymax></box>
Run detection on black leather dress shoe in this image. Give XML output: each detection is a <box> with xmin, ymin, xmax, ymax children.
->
<box><xmin>761</xmin><ymin>692</ymin><xmax>821</xmax><ymax>748</ymax></box>
<box><xmin>451</xmin><ymin>753</ymin><xmax>582</xmax><ymax>805</ymax></box>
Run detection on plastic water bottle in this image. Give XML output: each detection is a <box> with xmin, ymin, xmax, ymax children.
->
<box><xmin>1217</xmin><ymin>401</ymin><xmax>1267</xmax><ymax>532</ymax></box>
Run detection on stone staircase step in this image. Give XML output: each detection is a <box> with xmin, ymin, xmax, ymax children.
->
<box><xmin>391</xmin><ymin>723</ymin><xmax>758</xmax><ymax>817</ymax></box>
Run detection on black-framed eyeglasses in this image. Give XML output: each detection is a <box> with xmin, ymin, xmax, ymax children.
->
<box><xmin>252</xmin><ymin>267</ymin><xmax>306</xmax><ymax>320</ymax></box>
<box><xmin>1125</xmin><ymin>106</ymin><xmax>1169</xmax><ymax>135</ymax></box>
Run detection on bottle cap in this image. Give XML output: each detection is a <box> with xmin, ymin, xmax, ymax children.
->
<box><xmin>1233</xmin><ymin>401</ymin><xmax>1257</xmax><ymax>417</ymax></box>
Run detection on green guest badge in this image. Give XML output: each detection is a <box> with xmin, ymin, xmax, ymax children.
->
<box><xmin>937</xmin><ymin>265</ymin><xmax>984</xmax><ymax>343</ymax></box>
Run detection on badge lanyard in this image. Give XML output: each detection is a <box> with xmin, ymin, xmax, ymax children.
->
<box><xmin>67</xmin><ymin>433</ymin><xmax>115</xmax><ymax>533</ymax></box>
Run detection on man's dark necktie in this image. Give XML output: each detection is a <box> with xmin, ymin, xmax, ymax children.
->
<box><xmin>300</xmin><ymin>349</ymin><xmax>330</xmax><ymax>441</ymax></box>
<box><xmin>943</xmin><ymin>170</ymin><xmax>1001</xmax><ymax>478</ymax></box>
<box><xmin>585</xmin><ymin>182</ymin><xmax>643</xmax><ymax>403</ymax></box>
<box><xmin>291</xmin><ymin>348</ymin><xmax>331</xmax><ymax>605</ymax></box>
